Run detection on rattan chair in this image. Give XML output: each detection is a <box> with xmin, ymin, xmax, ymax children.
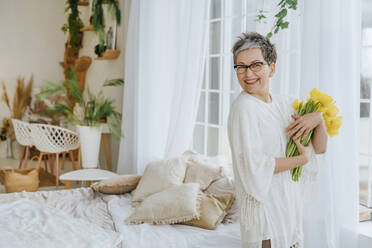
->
<box><xmin>30</xmin><ymin>123</ymin><xmax>80</xmax><ymax>188</ymax></box>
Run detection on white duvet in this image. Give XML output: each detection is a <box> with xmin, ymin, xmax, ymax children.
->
<box><xmin>0</xmin><ymin>188</ymin><xmax>241</xmax><ymax>248</ymax></box>
<box><xmin>0</xmin><ymin>198</ymin><xmax>121</xmax><ymax>248</ymax></box>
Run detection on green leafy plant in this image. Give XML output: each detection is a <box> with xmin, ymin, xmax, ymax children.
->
<box><xmin>35</xmin><ymin>69</ymin><xmax>124</xmax><ymax>139</ymax></box>
<box><xmin>91</xmin><ymin>0</ymin><xmax>121</xmax><ymax>56</ymax></box>
<box><xmin>255</xmin><ymin>0</ymin><xmax>298</xmax><ymax>38</ymax></box>
<box><xmin>61</xmin><ymin>0</ymin><xmax>84</xmax><ymax>53</ymax></box>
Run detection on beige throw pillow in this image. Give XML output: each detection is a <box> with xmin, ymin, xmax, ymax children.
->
<box><xmin>181</xmin><ymin>193</ymin><xmax>235</xmax><ymax>230</ymax></box>
<box><xmin>183</xmin><ymin>151</ymin><xmax>226</xmax><ymax>190</ymax></box>
<box><xmin>205</xmin><ymin>176</ymin><xmax>239</xmax><ymax>223</ymax></box>
<box><xmin>4</xmin><ymin>168</ymin><xmax>39</xmax><ymax>193</ymax></box>
<box><xmin>132</xmin><ymin>157</ymin><xmax>187</xmax><ymax>202</ymax></box>
<box><xmin>126</xmin><ymin>183</ymin><xmax>201</xmax><ymax>225</ymax></box>
<box><xmin>91</xmin><ymin>175</ymin><xmax>141</xmax><ymax>194</ymax></box>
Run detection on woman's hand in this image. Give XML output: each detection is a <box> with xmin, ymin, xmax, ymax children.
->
<box><xmin>286</xmin><ymin>112</ymin><xmax>323</xmax><ymax>141</ymax></box>
<box><xmin>293</xmin><ymin>138</ymin><xmax>313</xmax><ymax>163</ymax></box>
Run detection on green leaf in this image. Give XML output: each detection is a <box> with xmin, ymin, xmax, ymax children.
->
<box><xmin>103</xmin><ymin>78</ymin><xmax>124</xmax><ymax>87</ymax></box>
<box><xmin>275</xmin><ymin>8</ymin><xmax>287</xmax><ymax>18</ymax></box>
<box><xmin>280</xmin><ymin>21</ymin><xmax>289</xmax><ymax>29</ymax></box>
<box><xmin>267</xmin><ymin>32</ymin><xmax>273</xmax><ymax>38</ymax></box>
<box><xmin>274</xmin><ymin>26</ymin><xmax>280</xmax><ymax>34</ymax></box>
<box><xmin>35</xmin><ymin>81</ymin><xmax>66</xmax><ymax>102</ymax></box>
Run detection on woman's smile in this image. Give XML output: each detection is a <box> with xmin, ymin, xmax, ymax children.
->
<box><xmin>244</xmin><ymin>78</ymin><xmax>259</xmax><ymax>85</ymax></box>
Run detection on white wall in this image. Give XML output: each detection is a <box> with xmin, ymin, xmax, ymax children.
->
<box><xmin>0</xmin><ymin>0</ymin><xmax>130</xmax><ymax>172</ymax></box>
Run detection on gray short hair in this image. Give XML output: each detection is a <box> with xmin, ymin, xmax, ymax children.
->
<box><xmin>232</xmin><ymin>32</ymin><xmax>277</xmax><ymax>65</ymax></box>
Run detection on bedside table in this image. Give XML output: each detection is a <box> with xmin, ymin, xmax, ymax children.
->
<box><xmin>59</xmin><ymin>169</ymin><xmax>117</xmax><ymax>189</ymax></box>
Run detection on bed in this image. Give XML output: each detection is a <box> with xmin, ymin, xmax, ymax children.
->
<box><xmin>0</xmin><ymin>187</ymin><xmax>241</xmax><ymax>248</ymax></box>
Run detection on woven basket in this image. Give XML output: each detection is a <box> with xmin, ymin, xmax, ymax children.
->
<box><xmin>1</xmin><ymin>168</ymin><xmax>39</xmax><ymax>193</ymax></box>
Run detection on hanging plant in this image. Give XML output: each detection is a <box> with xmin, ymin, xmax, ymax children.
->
<box><xmin>255</xmin><ymin>0</ymin><xmax>298</xmax><ymax>38</ymax></box>
<box><xmin>61</xmin><ymin>0</ymin><xmax>84</xmax><ymax>53</ymax></box>
<box><xmin>91</xmin><ymin>0</ymin><xmax>121</xmax><ymax>56</ymax></box>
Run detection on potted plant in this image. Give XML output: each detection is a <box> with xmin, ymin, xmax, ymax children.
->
<box><xmin>35</xmin><ymin>69</ymin><xmax>123</xmax><ymax>169</ymax></box>
<box><xmin>91</xmin><ymin>0</ymin><xmax>121</xmax><ymax>57</ymax></box>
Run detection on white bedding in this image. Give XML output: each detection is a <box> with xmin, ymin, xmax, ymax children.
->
<box><xmin>0</xmin><ymin>188</ymin><xmax>241</xmax><ymax>248</ymax></box>
<box><xmin>0</xmin><ymin>198</ymin><xmax>121</xmax><ymax>248</ymax></box>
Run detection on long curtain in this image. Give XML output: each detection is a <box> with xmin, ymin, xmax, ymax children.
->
<box><xmin>117</xmin><ymin>0</ymin><xmax>209</xmax><ymax>174</ymax></box>
<box><xmin>254</xmin><ymin>0</ymin><xmax>360</xmax><ymax>247</ymax></box>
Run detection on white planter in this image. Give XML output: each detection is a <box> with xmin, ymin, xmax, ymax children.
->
<box><xmin>76</xmin><ymin>125</ymin><xmax>102</xmax><ymax>169</ymax></box>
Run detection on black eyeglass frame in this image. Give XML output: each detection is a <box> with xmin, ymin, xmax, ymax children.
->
<box><xmin>233</xmin><ymin>61</ymin><xmax>268</xmax><ymax>73</ymax></box>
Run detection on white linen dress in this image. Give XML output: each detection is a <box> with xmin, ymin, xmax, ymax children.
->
<box><xmin>227</xmin><ymin>91</ymin><xmax>324</xmax><ymax>248</ymax></box>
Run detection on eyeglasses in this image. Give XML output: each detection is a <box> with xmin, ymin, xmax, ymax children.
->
<box><xmin>233</xmin><ymin>61</ymin><xmax>267</xmax><ymax>74</ymax></box>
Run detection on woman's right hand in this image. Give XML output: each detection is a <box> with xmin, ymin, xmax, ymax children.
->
<box><xmin>293</xmin><ymin>138</ymin><xmax>312</xmax><ymax>163</ymax></box>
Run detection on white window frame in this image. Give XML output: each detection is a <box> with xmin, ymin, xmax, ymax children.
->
<box><xmin>192</xmin><ymin>0</ymin><xmax>256</xmax><ymax>159</ymax></box>
<box><xmin>360</xmin><ymin>28</ymin><xmax>372</xmax><ymax>208</ymax></box>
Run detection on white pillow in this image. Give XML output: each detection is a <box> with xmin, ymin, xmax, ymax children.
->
<box><xmin>205</xmin><ymin>176</ymin><xmax>239</xmax><ymax>223</ymax></box>
<box><xmin>183</xmin><ymin>150</ymin><xmax>228</xmax><ymax>190</ymax></box>
<box><xmin>126</xmin><ymin>183</ymin><xmax>201</xmax><ymax>224</ymax></box>
<box><xmin>132</xmin><ymin>157</ymin><xmax>187</xmax><ymax>202</ymax></box>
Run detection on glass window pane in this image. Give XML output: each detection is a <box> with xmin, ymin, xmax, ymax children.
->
<box><xmin>210</xmin><ymin>0</ymin><xmax>221</xmax><ymax>19</ymax></box>
<box><xmin>210</xmin><ymin>22</ymin><xmax>221</xmax><ymax>54</ymax></box>
<box><xmin>196</xmin><ymin>92</ymin><xmax>205</xmax><ymax>122</ymax></box>
<box><xmin>362</xmin><ymin>28</ymin><xmax>372</xmax><ymax>46</ymax></box>
<box><xmin>361</xmin><ymin>76</ymin><xmax>371</xmax><ymax>99</ymax></box>
<box><xmin>193</xmin><ymin>125</ymin><xmax>205</xmax><ymax>154</ymax></box>
<box><xmin>360</xmin><ymin>155</ymin><xmax>370</xmax><ymax>205</ymax></box>
<box><xmin>230</xmin><ymin>0</ymin><xmax>243</xmax><ymax>17</ymax></box>
<box><xmin>361</xmin><ymin>102</ymin><xmax>370</xmax><ymax>118</ymax></box>
<box><xmin>361</xmin><ymin>47</ymin><xmax>372</xmax><ymax>79</ymax></box>
<box><xmin>224</xmin><ymin>17</ymin><xmax>242</xmax><ymax>54</ymax></box>
<box><xmin>360</xmin><ymin>117</ymin><xmax>369</xmax><ymax>154</ymax></box>
<box><xmin>209</xmin><ymin>57</ymin><xmax>220</xmax><ymax>89</ymax></box>
<box><xmin>208</xmin><ymin>92</ymin><xmax>219</xmax><ymax>125</ymax></box>
<box><xmin>207</xmin><ymin>127</ymin><xmax>219</xmax><ymax>156</ymax></box>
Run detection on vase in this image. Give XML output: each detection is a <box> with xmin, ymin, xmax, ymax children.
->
<box><xmin>76</xmin><ymin>125</ymin><xmax>102</xmax><ymax>169</ymax></box>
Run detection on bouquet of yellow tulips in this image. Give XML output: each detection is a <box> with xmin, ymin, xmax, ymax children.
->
<box><xmin>286</xmin><ymin>88</ymin><xmax>342</xmax><ymax>181</ymax></box>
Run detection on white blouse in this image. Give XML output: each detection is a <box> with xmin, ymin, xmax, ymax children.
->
<box><xmin>228</xmin><ymin>91</ymin><xmax>324</xmax><ymax>248</ymax></box>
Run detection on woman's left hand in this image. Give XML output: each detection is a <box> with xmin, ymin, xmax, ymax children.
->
<box><xmin>286</xmin><ymin>112</ymin><xmax>323</xmax><ymax>141</ymax></box>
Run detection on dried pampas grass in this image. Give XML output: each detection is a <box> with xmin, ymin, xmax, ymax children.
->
<box><xmin>1</xmin><ymin>75</ymin><xmax>33</xmax><ymax>119</ymax></box>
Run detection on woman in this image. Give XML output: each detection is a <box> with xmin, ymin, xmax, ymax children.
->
<box><xmin>227</xmin><ymin>32</ymin><xmax>328</xmax><ymax>248</ymax></box>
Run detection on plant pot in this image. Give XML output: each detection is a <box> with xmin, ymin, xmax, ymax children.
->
<box><xmin>76</xmin><ymin>125</ymin><xmax>102</xmax><ymax>169</ymax></box>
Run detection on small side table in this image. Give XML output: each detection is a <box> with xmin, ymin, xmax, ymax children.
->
<box><xmin>59</xmin><ymin>169</ymin><xmax>117</xmax><ymax>189</ymax></box>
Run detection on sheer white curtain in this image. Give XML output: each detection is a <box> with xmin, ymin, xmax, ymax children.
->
<box><xmin>254</xmin><ymin>0</ymin><xmax>360</xmax><ymax>247</ymax></box>
<box><xmin>117</xmin><ymin>0</ymin><xmax>209</xmax><ymax>174</ymax></box>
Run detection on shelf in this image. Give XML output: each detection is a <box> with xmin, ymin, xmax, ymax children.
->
<box><xmin>95</xmin><ymin>50</ymin><xmax>120</xmax><ymax>60</ymax></box>
<box><xmin>80</xmin><ymin>25</ymin><xmax>93</xmax><ymax>32</ymax></box>
<box><xmin>78</xmin><ymin>1</ymin><xmax>89</xmax><ymax>6</ymax></box>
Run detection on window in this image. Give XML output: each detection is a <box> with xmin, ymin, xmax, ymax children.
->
<box><xmin>192</xmin><ymin>0</ymin><xmax>298</xmax><ymax>160</ymax></box>
<box><xmin>360</xmin><ymin>22</ymin><xmax>372</xmax><ymax>207</ymax></box>
<box><xmin>192</xmin><ymin>0</ymin><xmax>250</xmax><ymax>159</ymax></box>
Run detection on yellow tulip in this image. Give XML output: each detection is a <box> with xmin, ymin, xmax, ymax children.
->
<box><xmin>307</xmin><ymin>88</ymin><xmax>334</xmax><ymax>107</ymax></box>
<box><xmin>325</xmin><ymin>104</ymin><xmax>339</xmax><ymax>117</ymax></box>
<box><xmin>325</xmin><ymin>116</ymin><xmax>343</xmax><ymax>131</ymax></box>
<box><xmin>292</xmin><ymin>99</ymin><xmax>299</xmax><ymax>111</ymax></box>
<box><xmin>327</xmin><ymin>129</ymin><xmax>339</xmax><ymax>137</ymax></box>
